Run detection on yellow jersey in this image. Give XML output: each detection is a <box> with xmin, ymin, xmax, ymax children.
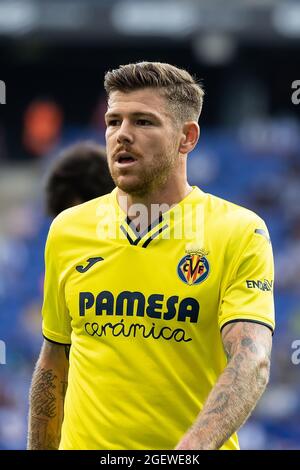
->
<box><xmin>42</xmin><ymin>186</ymin><xmax>275</xmax><ymax>450</ymax></box>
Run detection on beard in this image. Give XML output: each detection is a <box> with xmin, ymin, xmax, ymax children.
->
<box><xmin>109</xmin><ymin>148</ymin><xmax>177</xmax><ymax>197</ymax></box>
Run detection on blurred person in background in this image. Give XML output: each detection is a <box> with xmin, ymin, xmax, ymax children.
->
<box><xmin>45</xmin><ymin>141</ymin><xmax>114</xmax><ymax>217</ymax></box>
<box><xmin>27</xmin><ymin>62</ymin><xmax>274</xmax><ymax>451</ymax></box>
<box><xmin>0</xmin><ymin>141</ymin><xmax>113</xmax><ymax>449</ymax></box>
<box><xmin>19</xmin><ymin>141</ymin><xmax>115</xmax><ymax>342</ymax></box>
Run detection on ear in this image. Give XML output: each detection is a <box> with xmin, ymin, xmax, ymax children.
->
<box><xmin>178</xmin><ymin>121</ymin><xmax>200</xmax><ymax>155</ymax></box>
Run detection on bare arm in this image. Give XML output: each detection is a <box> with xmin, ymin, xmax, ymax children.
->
<box><xmin>27</xmin><ymin>339</ymin><xmax>70</xmax><ymax>450</ymax></box>
<box><xmin>175</xmin><ymin>321</ymin><xmax>272</xmax><ymax>450</ymax></box>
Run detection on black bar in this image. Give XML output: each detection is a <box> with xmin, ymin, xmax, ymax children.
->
<box><xmin>0</xmin><ymin>450</ymin><xmax>297</xmax><ymax>466</ymax></box>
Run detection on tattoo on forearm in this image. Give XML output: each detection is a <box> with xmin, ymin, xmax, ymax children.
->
<box><xmin>28</xmin><ymin>346</ymin><xmax>69</xmax><ymax>450</ymax></box>
<box><xmin>61</xmin><ymin>379</ymin><xmax>68</xmax><ymax>397</ymax></box>
<box><xmin>64</xmin><ymin>345</ymin><xmax>70</xmax><ymax>360</ymax></box>
<box><xmin>28</xmin><ymin>415</ymin><xmax>59</xmax><ymax>450</ymax></box>
<box><xmin>187</xmin><ymin>322</ymin><xmax>272</xmax><ymax>450</ymax></box>
<box><xmin>241</xmin><ymin>336</ymin><xmax>258</xmax><ymax>354</ymax></box>
<box><xmin>30</xmin><ymin>368</ymin><xmax>57</xmax><ymax>418</ymax></box>
<box><xmin>45</xmin><ymin>434</ymin><xmax>59</xmax><ymax>450</ymax></box>
<box><xmin>29</xmin><ymin>416</ymin><xmax>47</xmax><ymax>449</ymax></box>
<box><xmin>207</xmin><ymin>392</ymin><xmax>230</xmax><ymax>415</ymax></box>
<box><xmin>224</xmin><ymin>340</ymin><xmax>233</xmax><ymax>361</ymax></box>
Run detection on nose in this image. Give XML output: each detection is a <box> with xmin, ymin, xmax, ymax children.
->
<box><xmin>117</xmin><ymin>120</ymin><xmax>134</xmax><ymax>145</ymax></box>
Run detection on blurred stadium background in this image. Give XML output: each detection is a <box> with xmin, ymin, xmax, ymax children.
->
<box><xmin>1</xmin><ymin>0</ymin><xmax>300</xmax><ymax>449</ymax></box>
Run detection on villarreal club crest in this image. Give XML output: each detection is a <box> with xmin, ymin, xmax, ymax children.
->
<box><xmin>177</xmin><ymin>247</ymin><xmax>210</xmax><ymax>286</ymax></box>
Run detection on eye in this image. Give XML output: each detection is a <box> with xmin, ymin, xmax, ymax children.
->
<box><xmin>136</xmin><ymin>119</ymin><xmax>152</xmax><ymax>126</ymax></box>
<box><xmin>107</xmin><ymin>119</ymin><xmax>121</xmax><ymax>126</ymax></box>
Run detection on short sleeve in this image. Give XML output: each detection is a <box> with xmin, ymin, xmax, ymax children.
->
<box><xmin>42</xmin><ymin>220</ymin><xmax>72</xmax><ymax>344</ymax></box>
<box><xmin>219</xmin><ymin>219</ymin><xmax>275</xmax><ymax>333</ymax></box>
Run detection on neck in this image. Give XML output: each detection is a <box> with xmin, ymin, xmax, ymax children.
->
<box><xmin>117</xmin><ymin>175</ymin><xmax>193</xmax><ymax>227</ymax></box>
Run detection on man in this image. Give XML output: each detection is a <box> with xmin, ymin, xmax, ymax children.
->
<box><xmin>28</xmin><ymin>62</ymin><xmax>274</xmax><ymax>450</ymax></box>
<box><xmin>45</xmin><ymin>141</ymin><xmax>114</xmax><ymax>217</ymax></box>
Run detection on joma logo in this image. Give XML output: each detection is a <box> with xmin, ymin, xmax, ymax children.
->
<box><xmin>0</xmin><ymin>80</ymin><xmax>6</xmax><ymax>104</ymax></box>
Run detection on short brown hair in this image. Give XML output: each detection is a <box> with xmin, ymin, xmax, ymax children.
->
<box><xmin>45</xmin><ymin>141</ymin><xmax>114</xmax><ymax>217</ymax></box>
<box><xmin>104</xmin><ymin>61</ymin><xmax>204</xmax><ymax>123</ymax></box>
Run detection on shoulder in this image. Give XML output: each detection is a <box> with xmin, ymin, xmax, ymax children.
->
<box><xmin>49</xmin><ymin>192</ymin><xmax>113</xmax><ymax>237</ymax></box>
<box><xmin>201</xmin><ymin>192</ymin><xmax>271</xmax><ymax>259</ymax></box>
<box><xmin>45</xmin><ymin>192</ymin><xmax>114</xmax><ymax>267</ymax></box>
<box><xmin>204</xmin><ymin>192</ymin><xmax>267</xmax><ymax>233</ymax></box>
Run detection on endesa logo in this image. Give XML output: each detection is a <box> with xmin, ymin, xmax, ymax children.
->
<box><xmin>246</xmin><ymin>279</ymin><xmax>273</xmax><ymax>292</ymax></box>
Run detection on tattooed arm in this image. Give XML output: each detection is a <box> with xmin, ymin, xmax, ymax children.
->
<box><xmin>175</xmin><ymin>321</ymin><xmax>272</xmax><ymax>450</ymax></box>
<box><xmin>27</xmin><ymin>339</ymin><xmax>70</xmax><ymax>450</ymax></box>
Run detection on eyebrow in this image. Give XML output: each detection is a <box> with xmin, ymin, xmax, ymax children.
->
<box><xmin>105</xmin><ymin>111</ymin><xmax>161</xmax><ymax>120</ymax></box>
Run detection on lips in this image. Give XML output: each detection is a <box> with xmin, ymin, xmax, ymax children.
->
<box><xmin>117</xmin><ymin>153</ymin><xmax>136</xmax><ymax>163</ymax></box>
<box><xmin>115</xmin><ymin>151</ymin><xmax>138</xmax><ymax>167</ymax></box>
